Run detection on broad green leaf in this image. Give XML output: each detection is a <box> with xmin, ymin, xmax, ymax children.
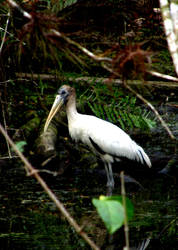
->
<box><xmin>92</xmin><ymin>198</ymin><xmax>124</xmax><ymax>234</ymax></box>
<box><xmin>15</xmin><ymin>141</ymin><xmax>27</xmax><ymax>152</ymax></box>
<box><xmin>100</xmin><ymin>195</ymin><xmax>134</xmax><ymax>220</ymax></box>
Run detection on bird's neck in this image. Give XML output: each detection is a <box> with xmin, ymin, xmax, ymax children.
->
<box><xmin>66</xmin><ymin>94</ymin><xmax>78</xmax><ymax>123</ymax></box>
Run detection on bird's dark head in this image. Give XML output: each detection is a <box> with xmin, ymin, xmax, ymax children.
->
<box><xmin>44</xmin><ymin>85</ymin><xmax>75</xmax><ymax>132</ymax></box>
<box><xmin>57</xmin><ymin>85</ymin><xmax>75</xmax><ymax>105</ymax></box>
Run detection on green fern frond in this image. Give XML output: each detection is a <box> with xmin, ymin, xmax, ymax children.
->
<box><xmin>87</xmin><ymin>94</ymin><xmax>156</xmax><ymax>131</ymax></box>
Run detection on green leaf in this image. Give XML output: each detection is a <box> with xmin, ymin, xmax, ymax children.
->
<box><xmin>101</xmin><ymin>195</ymin><xmax>134</xmax><ymax>221</ymax></box>
<box><xmin>15</xmin><ymin>141</ymin><xmax>27</xmax><ymax>153</ymax></box>
<box><xmin>92</xmin><ymin>197</ymin><xmax>124</xmax><ymax>234</ymax></box>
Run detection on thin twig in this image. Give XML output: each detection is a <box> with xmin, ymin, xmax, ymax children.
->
<box><xmin>0</xmin><ymin>79</ymin><xmax>31</xmax><ymax>85</ymax></box>
<box><xmin>124</xmin><ymin>80</ymin><xmax>175</xmax><ymax>140</ymax></box>
<box><xmin>0</xmin><ymin>156</ymin><xmax>19</xmax><ymax>159</ymax></box>
<box><xmin>0</xmin><ymin>27</ymin><xmax>23</xmax><ymax>43</ymax></box>
<box><xmin>158</xmin><ymin>218</ymin><xmax>176</xmax><ymax>238</ymax></box>
<box><xmin>103</xmin><ymin>63</ymin><xmax>175</xmax><ymax>140</ymax></box>
<box><xmin>0</xmin><ymin>11</ymin><xmax>10</xmax><ymax>54</ymax></box>
<box><xmin>0</xmin><ymin>123</ymin><xmax>100</xmax><ymax>250</ymax></box>
<box><xmin>6</xmin><ymin>0</ymin><xmax>32</xmax><ymax>20</ymax></box>
<box><xmin>120</xmin><ymin>171</ymin><xmax>129</xmax><ymax>250</ymax></box>
<box><xmin>0</xmin><ymin>93</ymin><xmax>12</xmax><ymax>158</ymax></box>
<box><xmin>147</xmin><ymin>70</ymin><xmax>178</xmax><ymax>82</ymax></box>
<box><xmin>49</xmin><ymin>29</ymin><xmax>112</xmax><ymax>63</ymax></box>
<box><xmin>27</xmin><ymin>169</ymin><xmax>59</xmax><ymax>177</ymax></box>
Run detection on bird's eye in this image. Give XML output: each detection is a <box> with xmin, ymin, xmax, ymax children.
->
<box><xmin>60</xmin><ymin>90</ymin><xmax>66</xmax><ymax>95</ymax></box>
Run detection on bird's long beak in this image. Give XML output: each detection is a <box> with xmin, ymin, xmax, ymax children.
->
<box><xmin>44</xmin><ymin>94</ymin><xmax>64</xmax><ymax>132</ymax></box>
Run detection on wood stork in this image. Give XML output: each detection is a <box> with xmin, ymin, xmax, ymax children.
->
<box><xmin>44</xmin><ymin>85</ymin><xmax>151</xmax><ymax>193</ymax></box>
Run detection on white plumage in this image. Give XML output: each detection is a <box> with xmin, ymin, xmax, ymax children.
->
<box><xmin>44</xmin><ymin>85</ymin><xmax>151</xmax><ymax>193</ymax></box>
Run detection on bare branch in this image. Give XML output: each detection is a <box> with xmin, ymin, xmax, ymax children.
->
<box><xmin>124</xmin><ymin>80</ymin><xmax>175</xmax><ymax>140</ymax></box>
<box><xmin>49</xmin><ymin>29</ymin><xmax>112</xmax><ymax>63</ymax></box>
<box><xmin>6</xmin><ymin>0</ymin><xmax>32</xmax><ymax>20</ymax></box>
<box><xmin>148</xmin><ymin>70</ymin><xmax>178</xmax><ymax>82</ymax></box>
<box><xmin>0</xmin><ymin>156</ymin><xmax>19</xmax><ymax>159</ymax></box>
<box><xmin>0</xmin><ymin>11</ymin><xmax>10</xmax><ymax>54</ymax></box>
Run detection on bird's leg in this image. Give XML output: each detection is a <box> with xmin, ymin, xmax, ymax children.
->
<box><xmin>108</xmin><ymin>162</ymin><xmax>114</xmax><ymax>188</ymax></box>
<box><xmin>104</xmin><ymin>162</ymin><xmax>114</xmax><ymax>196</ymax></box>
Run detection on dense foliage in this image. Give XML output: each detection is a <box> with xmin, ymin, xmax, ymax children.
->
<box><xmin>1</xmin><ymin>0</ymin><xmax>170</xmax><ymax>146</ymax></box>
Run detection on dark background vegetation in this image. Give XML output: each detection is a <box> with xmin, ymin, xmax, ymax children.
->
<box><xmin>0</xmin><ymin>1</ymin><xmax>177</xmax><ymax>249</ymax></box>
<box><xmin>0</xmin><ymin>0</ymin><xmax>175</xmax><ymax>149</ymax></box>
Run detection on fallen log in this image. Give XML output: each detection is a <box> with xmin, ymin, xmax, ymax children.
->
<box><xmin>15</xmin><ymin>73</ymin><xmax>178</xmax><ymax>88</ymax></box>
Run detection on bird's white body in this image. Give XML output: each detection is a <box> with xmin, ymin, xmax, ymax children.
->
<box><xmin>44</xmin><ymin>85</ymin><xmax>152</xmax><ymax>193</ymax></box>
<box><xmin>67</xmin><ymin>109</ymin><xmax>151</xmax><ymax>167</ymax></box>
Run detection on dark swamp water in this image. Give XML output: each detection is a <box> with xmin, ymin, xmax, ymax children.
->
<box><xmin>0</xmin><ymin>104</ymin><xmax>177</xmax><ymax>250</ymax></box>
